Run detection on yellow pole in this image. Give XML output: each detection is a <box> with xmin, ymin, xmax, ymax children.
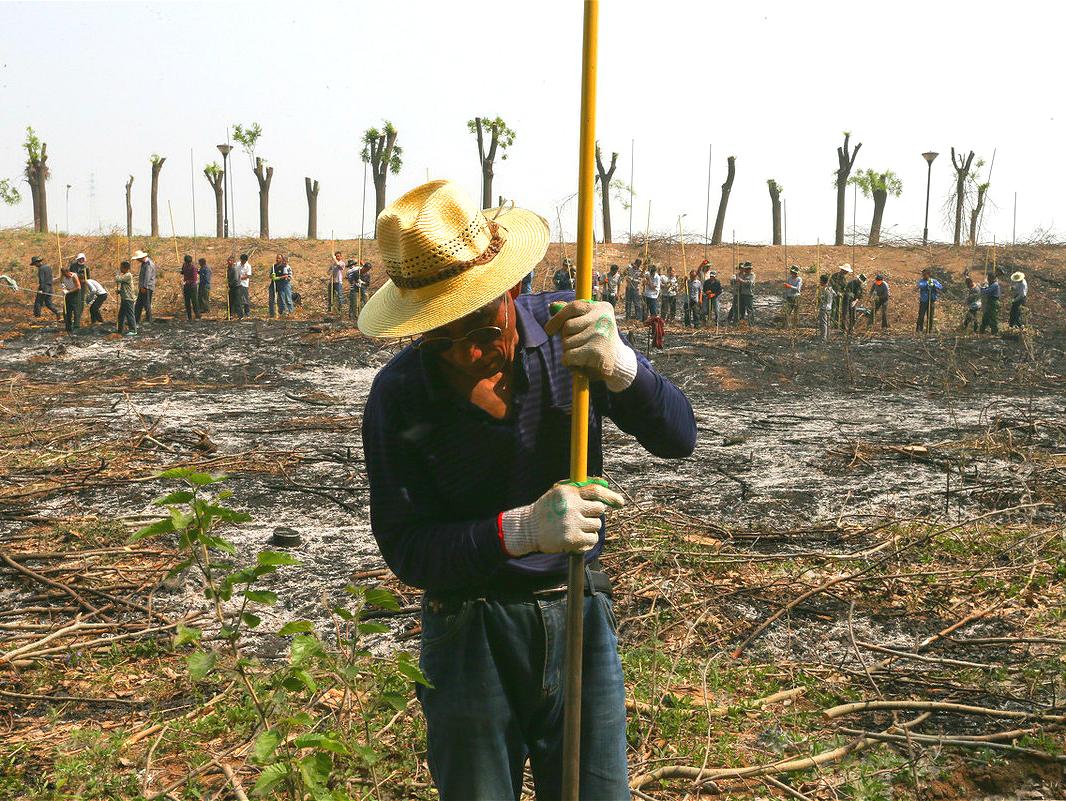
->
<box><xmin>55</xmin><ymin>226</ymin><xmax>63</xmax><ymax>269</ymax></box>
<box><xmin>562</xmin><ymin>2</ymin><xmax>597</xmax><ymax>797</ymax></box>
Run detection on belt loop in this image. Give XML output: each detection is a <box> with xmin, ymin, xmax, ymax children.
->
<box><xmin>584</xmin><ymin>562</ymin><xmax>598</xmax><ymax>597</ymax></box>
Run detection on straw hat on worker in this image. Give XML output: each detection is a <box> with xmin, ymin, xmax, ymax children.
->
<box><xmin>357</xmin><ymin>180</ymin><xmax>549</xmax><ymax>338</ymax></box>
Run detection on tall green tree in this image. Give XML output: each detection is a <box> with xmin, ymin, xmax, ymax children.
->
<box><xmin>849</xmin><ymin>169</ymin><xmax>902</xmax><ymax>246</ymax></box>
<box><xmin>361</xmin><ymin>121</ymin><xmax>402</xmax><ymax>237</ymax></box>
<box><xmin>467</xmin><ymin>116</ymin><xmax>516</xmax><ymax>210</ymax></box>
<box><xmin>834</xmin><ymin>131</ymin><xmax>861</xmax><ymax>245</ymax></box>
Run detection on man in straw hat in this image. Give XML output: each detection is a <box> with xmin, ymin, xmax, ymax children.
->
<box><xmin>359</xmin><ymin>180</ymin><xmax>696</xmax><ymax>800</ymax></box>
<box><xmin>783</xmin><ymin>265</ymin><xmax>802</xmax><ymax>328</ymax></box>
<box><xmin>132</xmin><ymin>249</ymin><xmax>156</xmax><ymax>324</ymax></box>
<box><xmin>1009</xmin><ymin>270</ymin><xmax>1028</xmax><ymax>329</ymax></box>
<box><xmin>829</xmin><ymin>263</ymin><xmax>851</xmax><ymax>327</ymax></box>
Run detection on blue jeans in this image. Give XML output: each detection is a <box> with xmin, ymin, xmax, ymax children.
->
<box><xmin>277</xmin><ymin>282</ymin><xmax>293</xmax><ymax>314</ymax></box>
<box><xmin>417</xmin><ymin>590</ymin><xmax>630</xmax><ymax>801</ymax></box>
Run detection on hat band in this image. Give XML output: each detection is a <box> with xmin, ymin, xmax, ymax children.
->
<box><xmin>390</xmin><ymin>220</ymin><xmax>506</xmax><ymax>290</ymax></box>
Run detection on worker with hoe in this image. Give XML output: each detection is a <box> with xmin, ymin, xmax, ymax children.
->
<box><xmin>359</xmin><ymin>180</ymin><xmax>696</xmax><ymax>800</ymax></box>
<box><xmin>31</xmin><ymin>256</ymin><xmax>60</xmax><ymax>319</ymax></box>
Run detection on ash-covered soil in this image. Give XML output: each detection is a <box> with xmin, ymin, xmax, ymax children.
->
<box><xmin>1</xmin><ymin>314</ymin><xmax>1062</xmax><ymax>660</ymax></box>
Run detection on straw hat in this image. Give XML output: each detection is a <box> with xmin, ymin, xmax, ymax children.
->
<box><xmin>132</xmin><ymin>250</ymin><xmax>149</xmax><ymax>260</ymax></box>
<box><xmin>1010</xmin><ymin>271</ymin><xmax>1025</xmax><ymax>282</ymax></box>
<box><xmin>358</xmin><ymin>180</ymin><xmax>548</xmax><ymax>338</ymax></box>
<box><xmin>838</xmin><ymin>263</ymin><xmax>853</xmax><ymax>273</ymax></box>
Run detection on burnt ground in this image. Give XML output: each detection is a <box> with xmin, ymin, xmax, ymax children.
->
<box><xmin>0</xmin><ymin>301</ymin><xmax>1063</xmax><ymax>800</ymax></box>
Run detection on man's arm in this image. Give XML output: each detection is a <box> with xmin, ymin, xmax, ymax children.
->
<box><xmin>599</xmin><ymin>347</ymin><xmax>697</xmax><ymax>459</ymax></box>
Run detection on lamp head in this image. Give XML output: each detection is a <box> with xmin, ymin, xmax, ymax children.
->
<box><xmin>217</xmin><ymin>144</ymin><xmax>233</xmax><ymax>157</ymax></box>
<box><xmin>922</xmin><ymin>151</ymin><xmax>939</xmax><ymax>164</ymax></box>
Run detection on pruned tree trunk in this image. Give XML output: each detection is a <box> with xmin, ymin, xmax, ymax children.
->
<box><xmin>768</xmin><ymin>181</ymin><xmax>782</xmax><ymax>245</ymax></box>
<box><xmin>254</xmin><ymin>157</ymin><xmax>273</xmax><ymax>239</ymax></box>
<box><xmin>26</xmin><ymin>166</ymin><xmax>40</xmax><ymax>232</ymax></box>
<box><xmin>595</xmin><ymin>144</ymin><xmax>618</xmax><ymax>244</ymax></box>
<box><xmin>368</xmin><ymin>128</ymin><xmax>398</xmax><ymax>236</ymax></box>
<box><xmin>869</xmin><ymin>188</ymin><xmax>887</xmax><ymax>246</ymax></box>
<box><xmin>968</xmin><ymin>183</ymin><xmax>988</xmax><ymax>245</ymax></box>
<box><xmin>305</xmin><ymin>177</ymin><xmax>320</xmax><ymax>239</ymax></box>
<box><xmin>474</xmin><ymin>117</ymin><xmax>499</xmax><ymax>210</ymax></box>
<box><xmin>711</xmin><ymin>156</ymin><xmax>736</xmax><ymax>246</ymax></box>
<box><xmin>125</xmin><ymin>175</ymin><xmax>134</xmax><ymax>239</ymax></box>
<box><xmin>204</xmin><ymin>168</ymin><xmax>224</xmax><ymax>238</ymax></box>
<box><xmin>835</xmin><ymin>133</ymin><xmax>861</xmax><ymax>245</ymax></box>
<box><xmin>150</xmin><ymin>157</ymin><xmax>165</xmax><ymax>237</ymax></box>
<box><xmin>951</xmin><ymin>147</ymin><xmax>975</xmax><ymax>247</ymax></box>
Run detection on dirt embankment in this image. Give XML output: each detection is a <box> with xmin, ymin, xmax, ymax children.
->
<box><xmin>2</xmin><ymin>229</ymin><xmax>1064</xmax><ymax>329</ymax></box>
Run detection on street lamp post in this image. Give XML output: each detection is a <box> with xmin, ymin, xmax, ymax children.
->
<box><xmin>217</xmin><ymin>144</ymin><xmax>233</xmax><ymax>238</ymax></box>
<box><xmin>922</xmin><ymin>151</ymin><xmax>938</xmax><ymax>246</ymax></box>
<box><xmin>65</xmin><ymin>184</ymin><xmax>71</xmax><ymax>233</ymax></box>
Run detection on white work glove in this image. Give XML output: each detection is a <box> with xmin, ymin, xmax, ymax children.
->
<box><xmin>543</xmin><ymin>300</ymin><xmax>638</xmax><ymax>392</ymax></box>
<box><xmin>501</xmin><ymin>479</ymin><xmax>626</xmax><ymax>557</ymax></box>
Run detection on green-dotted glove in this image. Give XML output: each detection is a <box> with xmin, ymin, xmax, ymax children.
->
<box><xmin>544</xmin><ymin>300</ymin><xmax>638</xmax><ymax>392</ymax></box>
<box><xmin>501</xmin><ymin>478</ymin><xmax>626</xmax><ymax>556</ymax></box>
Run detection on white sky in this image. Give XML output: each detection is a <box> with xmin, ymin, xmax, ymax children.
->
<box><xmin>1</xmin><ymin>0</ymin><xmax>1062</xmax><ymax>245</ymax></box>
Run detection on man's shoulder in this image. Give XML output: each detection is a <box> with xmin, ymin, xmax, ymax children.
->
<box><xmin>368</xmin><ymin>346</ymin><xmax>424</xmax><ymax>407</ymax></box>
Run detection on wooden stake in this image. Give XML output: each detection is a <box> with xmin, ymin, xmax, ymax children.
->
<box><xmin>168</xmin><ymin>202</ymin><xmax>179</xmax><ymax>265</ymax></box>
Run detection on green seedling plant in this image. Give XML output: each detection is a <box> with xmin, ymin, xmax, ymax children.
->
<box><xmin>133</xmin><ymin>468</ymin><xmax>430</xmax><ymax>800</ymax></box>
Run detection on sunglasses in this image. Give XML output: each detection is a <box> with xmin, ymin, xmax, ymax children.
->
<box><xmin>416</xmin><ymin>302</ymin><xmax>508</xmax><ymax>355</ymax></box>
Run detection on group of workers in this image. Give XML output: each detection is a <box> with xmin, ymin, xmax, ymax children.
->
<box><xmin>26</xmin><ymin>249</ymin><xmax>376</xmax><ymax>335</ymax></box>
<box><xmin>25</xmin><ymin>246</ymin><xmax>1032</xmax><ymax>342</ymax></box>
<box><xmin>548</xmin><ymin>255</ymin><xmax>1032</xmax><ymax>339</ymax></box>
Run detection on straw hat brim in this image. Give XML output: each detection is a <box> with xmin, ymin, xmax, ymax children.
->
<box><xmin>358</xmin><ymin>205</ymin><xmax>549</xmax><ymax>338</ymax></box>
<box><xmin>1010</xmin><ymin>271</ymin><xmax>1025</xmax><ymax>282</ymax></box>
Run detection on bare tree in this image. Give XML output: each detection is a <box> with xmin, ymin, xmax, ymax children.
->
<box><xmin>149</xmin><ymin>154</ymin><xmax>165</xmax><ymax>237</ymax></box>
<box><xmin>968</xmin><ymin>181</ymin><xmax>990</xmax><ymax>246</ymax></box>
<box><xmin>305</xmin><ymin>177</ymin><xmax>320</xmax><ymax>239</ymax></box>
<box><xmin>253</xmin><ymin>158</ymin><xmax>273</xmax><ymax>239</ymax></box>
<box><xmin>23</xmin><ymin>127</ymin><xmax>48</xmax><ymax>233</ymax></box>
<box><xmin>711</xmin><ymin>155</ymin><xmax>736</xmax><ymax>245</ymax></box>
<box><xmin>203</xmin><ymin>163</ymin><xmax>224</xmax><ymax>238</ymax></box>
<box><xmin>834</xmin><ymin>131</ymin><xmax>861</xmax><ymax>245</ymax></box>
<box><xmin>595</xmin><ymin>143</ymin><xmax>619</xmax><ymax>243</ymax></box>
<box><xmin>950</xmin><ymin>148</ymin><xmax>976</xmax><ymax>246</ymax></box>
<box><xmin>468</xmin><ymin>116</ymin><xmax>516</xmax><ymax>209</ymax></box>
<box><xmin>361</xmin><ymin>120</ymin><xmax>403</xmax><ymax>237</ymax></box>
<box><xmin>125</xmin><ymin>175</ymin><xmax>134</xmax><ymax>239</ymax></box>
<box><xmin>233</xmin><ymin>123</ymin><xmax>272</xmax><ymax>239</ymax></box>
<box><xmin>767</xmin><ymin>179</ymin><xmax>783</xmax><ymax>245</ymax></box>
<box><xmin>849</xmin><ymin>169</ymin><xmax>903</xmax><ymax>246</ymax></box>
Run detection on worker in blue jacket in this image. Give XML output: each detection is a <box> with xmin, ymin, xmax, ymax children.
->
<box><xmin>916</xmin><ymin>268</ymin><xmax>943</xmax><ymax>332</ymax></box>
<box><xmin>979</xmin><ymin>274</ymin><xmax>1001</xmax><ymax>334</ymax></box>
<box><xmin>358</xmin><ymin>181</ymin><xmax>696</xmax><ymax>801</ymax></box>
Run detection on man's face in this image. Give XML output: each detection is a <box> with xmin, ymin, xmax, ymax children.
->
<box><xmin>428</xmin><ymin>294</ymin><xmax>516</xmax><ymax>380</ymax></box>
<box><xmin>77</xmin><ymin>257</ymin><xmax>85</xmax><ymax>265</ymax></box>
<box><xmin>275</xmin><ymin>255</ymin><xmax>283</xmax><ymax>265</ymax></box>
<box><xmin>227</xmin><ymin>257</ymin><xmax>235</xmax><ymax>266</ymax></box>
